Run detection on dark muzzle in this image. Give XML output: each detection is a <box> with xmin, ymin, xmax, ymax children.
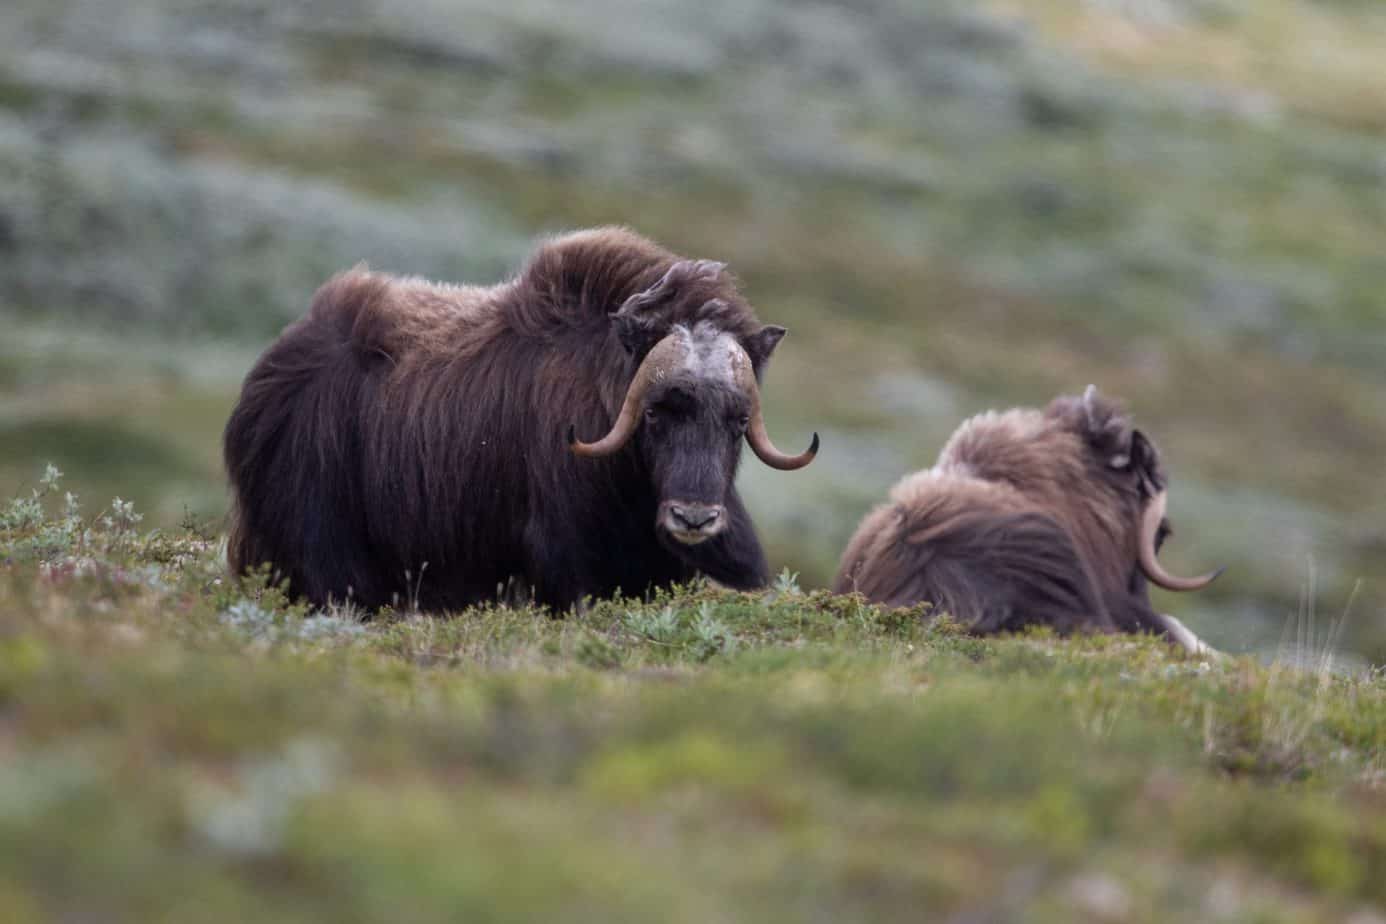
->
<box><xmin>660</xmin><ymin>501</ymin><xmax>726</xmax><ymax>545</ymax></box>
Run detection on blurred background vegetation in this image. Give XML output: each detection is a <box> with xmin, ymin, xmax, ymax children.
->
<box><xmin>1</xmin><ymin>0</ymin><xmax>1383</xmax><ymax>660</ymax></box>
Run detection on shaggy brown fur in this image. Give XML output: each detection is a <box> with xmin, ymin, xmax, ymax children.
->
<box><xmin>834</xmin><ymin>389</ymin><xmax>1192</xmax><ymax>638</ymax></box>
<box><xmin>224</xmin><ymin>227</ymin><xmax>794</xmax><ymax>611</ymax></box>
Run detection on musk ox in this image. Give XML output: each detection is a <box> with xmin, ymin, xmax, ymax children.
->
<box><xmin>833</xmin><ymin>386</ymin><xmax>1222</xmax><ymax>653</ymax></box>
<box><xmin>224</xmin><ymin>227</ymin><xmax>818</xmax><ymax>612</ymax></box>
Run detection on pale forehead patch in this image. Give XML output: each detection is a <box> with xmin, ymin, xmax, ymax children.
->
<box><xmin>671</xmin><ymin>322</ymin><xmax>750</xmax><ymax>387</ymax></box>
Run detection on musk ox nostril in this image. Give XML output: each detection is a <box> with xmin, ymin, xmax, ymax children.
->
<box><xmin>671</xmin><ymin>504</ymin><xmax>721</xmax><ymax>530</ymax></box>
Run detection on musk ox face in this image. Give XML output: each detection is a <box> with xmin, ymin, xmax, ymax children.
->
<box><xmin>1050</xmin><ymin>385</ymin><xmax>1223</xmax><ymax>595</ymax></box>
<box><xmin>572</xmin><ymin>318</ymin><xmax>818</xmax><ymax>548</ymax></box>
<box><xmin>640</xmin><ymin>363</ymin><xmax>749</xmax><ymax>546</ymax></box>
<box><xmin>567</xmin><ymin>261</ymin><xmax>818</xmax><ymax>549</ymax></box>
<box><xmin>635</xmin><ymin>322</ymin><xmax>805</xmax><ymax>546</ymax></box>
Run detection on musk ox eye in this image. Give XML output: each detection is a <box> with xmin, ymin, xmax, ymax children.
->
<box><xmin>643</xmin><ymin>407</ymin><xmax>658</xmax><ymax>425</ymax></box>
<box><xmin>736</xmin><ymin>414</ymin><xmax>750</xmax><ymax>432</ymax></box>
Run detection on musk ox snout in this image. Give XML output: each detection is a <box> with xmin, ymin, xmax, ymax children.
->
<box><xmin>659</xmin><ymin>501</ymin><xmax>726</xmax><ymax>545</ymax></box>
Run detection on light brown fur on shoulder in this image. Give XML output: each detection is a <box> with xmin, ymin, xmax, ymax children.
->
<box><xmin>303</xmin><ymin>227</ymin><xmax>757</xmax><ymax>369</ymax></box>
<box><xmin>303</xmin><ymin>267</ymin><xmax>499</xmax><ymax>368</ymax></box>
<box><xmin>933</xmin><ymin>405</ymin><xmax>1131</xmax><ymax>592</ymax></box>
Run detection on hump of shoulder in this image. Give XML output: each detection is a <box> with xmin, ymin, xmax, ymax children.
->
<box><xmin>307</xmin><ymin>268</ymin><xmax>393</xmax><ymax>335</ymax></box>
<box><xmin>888</xmin><ymin>471</ymin><xmax>1018</xmax><ymax>537</ymax></box>
<box><xmin>519</xmin><ymin>227</ymin><xmax>679</xmax><ymax>317</ymax></box>
<box><xmin>515</xmin><ymin>227</ymin><xmax>761</xmax><ymax>341</ymax></box>
<box><xmin>309</xmin><ymin>267</ymin><xmax>476</xmax><ymax>357</ymax></box>
<box><xmin>935</xmin><ymin>407</ymin><xmax>1049</xmax><ymax>475</ymax></box>
<box><xmin>305</xmin><ymin>268</ymin><xmax>431</xmax><ymax>361</ymax></box>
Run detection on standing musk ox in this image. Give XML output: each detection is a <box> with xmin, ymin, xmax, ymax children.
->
<box><xmin>834</xmin><ymin>387</ymin><xmax>1222</xmax><ymax>653</ymax></box>
<box><xmin>224</xmin><ymin>227</ymin><xmax>818</xmax><ymax>612</ymax></box>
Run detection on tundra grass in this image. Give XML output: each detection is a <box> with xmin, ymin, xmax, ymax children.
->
<box><xmin>2</xmin><ymin>471</ymin><xmax>1384</xmax><ymax>922</ymax></box>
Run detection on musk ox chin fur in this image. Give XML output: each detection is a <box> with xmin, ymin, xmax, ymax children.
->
<box><xmin>223</xmin><ymin>227</ymin><xmax>802</xmax><ymax>613</ymax></box>
<box><xmin>834</xmin><ymin>387</ymin><xmax>1220</xmax><ymax>653</ymax></box>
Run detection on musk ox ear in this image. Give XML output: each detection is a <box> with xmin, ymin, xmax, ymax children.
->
<box><xmin>1127</xmin><ymin>429</ymin><xmax>1166</xmax><ymax>497</ymax></box>
<box><xmin>745</xmin><ymin>325</ymin><xmax>788</xmax><ymax>364</ymax></box>
<box><xmin>1076</xmin><ymin>384</ymin><xmax>1136</xmax><ymax>467</ymax></box>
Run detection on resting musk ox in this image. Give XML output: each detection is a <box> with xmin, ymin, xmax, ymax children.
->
<box><xmin>833</xmin><ymin>387</ymin><xmax>1222</xmax><ymax>653</ymax></box>
<box><xmin>224</xmin><ymin>227</ymin><xmax>818</xmax><ymax>612</ymax></box>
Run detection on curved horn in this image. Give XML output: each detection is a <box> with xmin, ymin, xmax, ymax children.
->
<box><xmin>569</xmin><ymin>331</ymin><xmax>689</xmax><ymax>458</ymax></box>
<box><xmin>746</xmin><ymin>413</ymin><xmax>820</xmax><ymax>471</ymax></box>
<box><xmin>1138</xmin><ymin>490</ymin><xmax>1223</xmax><ymax>592</ymax></box>
<box><xmin>730</xmin><ymin>341</ymin><xmax>818</xmax><ymax>471</ymax></box>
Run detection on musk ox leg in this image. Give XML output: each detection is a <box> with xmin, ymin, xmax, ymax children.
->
<box><xmin>227</xmin><ymin>465</ymin><xmax>392</xmax><ymax>611</ymax></box>
<box><xmin>518</xmin><ymin>515</ymin><xmax>602</xmax><ymax>615</ymax></box>
<box><xmin>837</xmin><ymin>508</ymin><xmax>1114</xmax><ymax>635</ymax></box>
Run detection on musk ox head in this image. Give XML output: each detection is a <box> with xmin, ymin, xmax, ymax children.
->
<box><xmin>1051</xmin><ymin>385</ymin><xmax>1223</xmax><ymax>595</ymax></box>
<box><xmin>567</xmin><ymin>260</ymin><xmax>817</xmax><ymax>547</ymax></box>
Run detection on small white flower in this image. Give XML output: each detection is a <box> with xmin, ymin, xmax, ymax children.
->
<box><xmin>40</xmin><ymin>463</ymin><xmax>63</xmax><ymax>492</ymax></box>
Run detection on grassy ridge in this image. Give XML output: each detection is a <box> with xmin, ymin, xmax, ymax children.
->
<box><xmin>2</xmin><ymin>471</ymin><xmax>1385</xmax><ymax>921</ymax></box>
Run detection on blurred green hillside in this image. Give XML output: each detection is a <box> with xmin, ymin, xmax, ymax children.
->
<box><xmin>1</xmin><ymin>0</ymin><xmax>1383</xmax><ymax>659</ymax></box>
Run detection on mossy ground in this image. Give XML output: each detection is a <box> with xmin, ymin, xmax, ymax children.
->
<box><xmin>3</xmin><ymin>472</ymin><xmax>1384</xmax><ymax>922</ymax></box>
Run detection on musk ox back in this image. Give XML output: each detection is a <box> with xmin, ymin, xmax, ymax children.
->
<box><xmin>224</xmin><ymin>227</ymin><xmax>817</xmax><ymax>612</ymax></box>
<box><xmin>833</xmin><ymin>387</ymin><xmax>1221</xmax><ymax>652</ymax></box>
